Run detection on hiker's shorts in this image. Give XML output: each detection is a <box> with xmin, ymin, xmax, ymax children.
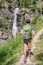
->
<box><xmin>23</xmin><ymin>39</ymin><xmax>31</xmax><ymax>45</ymax></box>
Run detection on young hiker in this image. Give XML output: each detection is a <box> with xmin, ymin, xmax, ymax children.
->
<box><xmin>20</xmin><ymin>19</ymin><xmax>35</xmax><ymax>63</ymax></box>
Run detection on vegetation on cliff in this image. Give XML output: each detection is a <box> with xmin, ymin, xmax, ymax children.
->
<box><xmin>0</xmin><ymin>0</ymin><xmax>43</xmax><ymax>65</ymax></box>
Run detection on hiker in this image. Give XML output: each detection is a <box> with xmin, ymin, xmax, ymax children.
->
<box><xmin>20</xmin><ymin>19</ymin><xmax>35</xmax><ymax>63</ymax></box>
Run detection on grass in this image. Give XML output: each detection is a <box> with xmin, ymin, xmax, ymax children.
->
<box><xmin>0</xmin><ymin>35</ymin><xmax>23</xmax><ymax>65</ymax></box>
<box><xmin>0</xmin><ymin>0</ymin><xmax>43</xmax><ymax>64</ymax></box>
<box><xmin>32</xmin><ymin>37</ymin><xmax>43</xmax><ymax>65</ymax></box>
<box><xmin>32</xmin><ymin>15</ymin><xmax>43</xmax><ymax>33</ymax></box>
<box><xmin>31</xmin><ymin>15</ymin><xmax>43</xmax><ymax>65</ymax></box>
<box><xmin>0</xmin><ymin>15</ymin><xmax>43</xmax><ymax>65</ymax></box>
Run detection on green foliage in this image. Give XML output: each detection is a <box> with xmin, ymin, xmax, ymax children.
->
<box><xmin>32</xmin><ymin>0</ymin><xmax>37</xmax><ymax>5</ymax></box>
<box><xmin>32</xmin><ymin>16</ymin><xmax>39</xmax><ymax>24</ymax></box>
<box><xmin>22</xmin><ymin>20</ymin><xmax>26</xmax><ymax>26</ymax></box>
<box><xmin>32</xmin><ymin>0</ymin><xmax>38</xmax><ymax>5</ymax></box>
<box><xmin>0</xmin><ymin>19</ymin><xmax>3</xmax><ymax>27</ymax></box>
<box><xmin>0</xmin><ymin>0</ymin><xmax>6</xmax><ymax>9</ymax></box>
<box><xmin>32</xmin><ymin>0</ymin><xmax>36</xmax><ymax>5</ymax></box>
<box><xmin>37</xmin><ymin>7</ymin><xmax>41</xmax><ymax>13</ymax></box>
<box><xmin>24</xmin><ymin>0</ymin><xmax>31</xmax><ymax>8</ymax></box>
<box><xmin>33</xmin><ymin>38</ymin><xmax>43</xmax><ymax>65</ymax></box>
<box><xmin>19</xmin><ymin>0</ymin><xmax>31</xmax><ymax>8</ymax></box>
<box><xmin>41</xmin><ymin>6</ymin><xmax>43</xmax><ymax>10</ymax></box>
<box><xmin>32</xmin><ymin>16</ymin><xmax>43</xmax><ymax>32</ymax></box>
<box><xmin>31</xmin><ymin>5</ymin><xmax>37</xmax><ymax>12</ymax></box>
<box><xmin>6</xmin><ymin>0</ymin><xmax>13</xmax><ymax>3</ymax></box>
<box><xmin>0</xmin><ymin>35</ymin><xmax>23</xmax><ymax>65</ymax></box>
<box><xmin>0</xmin><ymin>1</ymin><xmax>3</xmax><ymax>9</ymax></box>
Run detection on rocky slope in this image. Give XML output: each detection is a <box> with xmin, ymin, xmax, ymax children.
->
<box><xmin>0</xmin><ymin>0</ymin><xmax>43</xmax><ymax>44</ymax></box>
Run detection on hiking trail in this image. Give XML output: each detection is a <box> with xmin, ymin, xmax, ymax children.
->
<box><xmin>16</xmin><ymin>29</ymin><xmax>43</xmax><ymax>65</ymax></box>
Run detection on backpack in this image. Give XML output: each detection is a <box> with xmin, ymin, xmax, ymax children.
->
<box><xmin>23</xmin><ymin>25</ymin><xmax>32</xmax><ymax>40</ymax></box>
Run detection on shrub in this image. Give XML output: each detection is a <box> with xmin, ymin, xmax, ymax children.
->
<box><xmin>0</xmin><ymin>19</ymin><xmax>3</xmax><ymax>27</ymax></box>
<box><xmin>32</xmin><ymin>0</ymin><xmax>38</xmax><ymax>5</ymax></box>
<box><xmin>24</xmin><ymin>0</ymin><xmax>31</xmax><ymax>8</ymax></box>
<box><xmin>31</xmin><ymin>5</ymin><xmax>37</xmax><ymax>12</ymax></box>
<box><xmin>37</xmin><ymin>7</ymin><xmax>41</xmax><ymax>13</ymax></box>
<box><xmin>32</xmin><ymin>16</ymin><xmax>39</xmax><ymax>24</ymax></box>
<box><xmin>32</xmin><ymin>16</ymin><xmax>43</xmax><ymax>32</ymax></box>
<box><xmin>0</xmin><ymin>1</ymin><xmax>3</xmax><ymax>9</ymax></box>
<box><xmin>32</xmin><ymin>0</ymin><xmax>36</xmax><ymax>5</ymax></box>
<box><xmin>19</xmin><ymin>0</ymin><xmax>31</xmax><ymax>8</ymax></box>
<box><xmin>6</xmin><ymin>0</ymin><xmax>13</xmax><ymax>3</ymax></box>
<box><xmin>0</xmin><ymin>0</ymin><xmax>6</xmax><ymax>9</ymax></box>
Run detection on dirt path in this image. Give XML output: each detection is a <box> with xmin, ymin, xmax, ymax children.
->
<box><xmin>16</xmin><ymin>29</ymin><xmax>43</xmax><ymax>65</ymax></box>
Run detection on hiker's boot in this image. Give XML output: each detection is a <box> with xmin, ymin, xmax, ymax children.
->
<box><xmin>24</xmin><ymin>57</ymin><xmax>27</xmax><ymax>64</ymax></box>
<box><xmin>26</xmin><ymin>50</ymin><xmax>29</xmax><ymax>57</ymax></box>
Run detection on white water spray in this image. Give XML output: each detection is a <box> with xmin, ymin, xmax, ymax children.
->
<box><xmin>12</xmin><ymin>8</ymin><xmax>19</xmax><ymax>37</ymax></box>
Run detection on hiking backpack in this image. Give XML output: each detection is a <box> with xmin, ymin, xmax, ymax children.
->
<box><xmin>23</xmin><ymin>25</ymin><xmax>32</xmax><ymax>40</ymax></box>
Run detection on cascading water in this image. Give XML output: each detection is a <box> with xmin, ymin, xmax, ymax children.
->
<box><xmin>12</xmin><ymin>8</ymin><xmax>19</xmax><ymax>37</ymax></box>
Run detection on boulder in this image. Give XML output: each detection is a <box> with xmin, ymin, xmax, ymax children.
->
<box><xmin>8</xmin><ymin>4</ymin><xmax>15</xmax><ymax>13</ymax></box>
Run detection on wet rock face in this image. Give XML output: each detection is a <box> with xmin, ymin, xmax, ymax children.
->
<box><xmin>17</xmin><ymin>14</ymin><xmax>23</xmax><ymax>25</ymax></box>
<box><xmin>0</xmin><ymin>30</ymin><xmax>12</xmax><ymax>44</ymax></box>
<box><xmin>17</xmin><ymin>26</ymin><xmax>22</xmax><ymax>33</ymax></box>
<box><xmin>8</xmin><ymin>5</ymin><xmax>15</xmax><ymax>13</ymax></box>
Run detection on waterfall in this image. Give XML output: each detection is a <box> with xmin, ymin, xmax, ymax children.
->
<box><xmin>12</xmin><ymin>8</ymin><xmax>19</xmax><ymax>37</ymax></box>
